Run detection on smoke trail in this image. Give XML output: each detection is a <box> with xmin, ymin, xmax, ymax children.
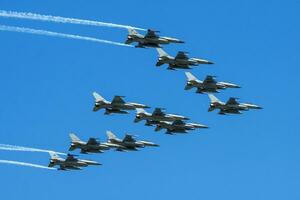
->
<box><xmin>0</xmin><ymin>144</ymin><xmax>66</xmax><ymax>155</ymax></box>
<box><xmin>0</xmin><ymin>25</ymin><xmax>133</xmax><ymax>47</ymax></box>
<box><xmin>0</xmin><ymin>159</ymin><xmax>56</xmax><ymax>170</ymax></box>
<box><xmin>0</xmin><ymin>10</ymin><xmax>146</xmax><ymax>31</ymax></box>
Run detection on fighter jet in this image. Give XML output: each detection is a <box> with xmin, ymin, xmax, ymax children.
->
<box><xmin>156</xmin><ymin>48</ymin><xmax>214</xmax><ymax>70</ymax></box>
<box><xmin>185</xmin><ymin>72</ymin><xmax>240</xmax><ymax>93</ymax></box>
<box><xmin>125</xmin><ymin>28</ymin><xmax>184</xmax><ymax>48</ymax></box>
<box><xmin>208</xmin><ymin>94</ymin><xmax>263</xmax><ymax>115</ymax></box>
<box><xmin>154</xmin><ymin>120</ymin><xmax>208</xmax><ymax>134</ymax></box>
<box><xmin>134</xmin><ymin>108</ymin><xmax>189</xmax><ymax>125</ymax></box>
<box><xmin>106</xmin><ymin>131</ymin><xmax>159</xmax><ymax>151</ymax></box>
<box><xmin>69</xmin><ymin>133</ymin><xmax>110</xmax><ymax>154</ymax></box>
<box><xmin>48</xmin><ymin>152</ymin><xmax>101</xmax><ymax>171</ymax></box>
<box><xmin>93</xmin><ymin>92</ymin><xmax>150</xmax><ymax>115</ymax></box>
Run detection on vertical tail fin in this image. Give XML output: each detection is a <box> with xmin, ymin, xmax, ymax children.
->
<box><xmin>184</xmin><ymin>72</ymin><xmax>197</xmax><ymax>90</ymax></box>
<box><xmin>208</xmin><ymin>94</ymin><xmax>220</xmax><ymax>103</ymax></box>
<box><xmin>136</xmin><ymin>108</ymin><xmax>146</xmax><ymax>114</ymax></box>
<box><xmin>49</xmin><ymin>152</ymin><xmax>60</xmax><ymax>160</ymax></box>
<box><xmin>69</xmin><ymin>133</ymin><xmax>81</xmax><ymax>143</ymax></box>
<box><xmin>106</xmin><ymin>131</ymin><xmax>117</xmax><ymax>140</ymax></box>
<box><xmin>128</xmin><ymin>28</ymin><xmax>139</xmax><ymax>35</ymax></box>
<box><xmin>93</xmin><ymin>92</ymin><xmax>108</xmax><ymax>103</ymax></box>
<box><xmin>156</xmin><ymin>48</ymin><xmax>169</xmax><ymax>57</ymax></box>
<box><xmin>185</xmin><ymin>72</ymin><xmax>197</xmax><ymax>81</ymax></box>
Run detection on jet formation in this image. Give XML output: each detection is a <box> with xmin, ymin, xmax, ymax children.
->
<box><xmin>48</xmin><ymin>131</ymin><xmax>159</xmax><ymax>170</ymax></box>
<box><xmin>29</xmin><ymin>25</ymin><xmax>261</xmax><ymax>171</ymax></box>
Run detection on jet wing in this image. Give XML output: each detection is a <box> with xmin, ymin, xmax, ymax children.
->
<box><xmin>87</xmin><ymin>138</ymin><xmax>99</xmax><ymax>146</ymax></box>
<box><xmin>122</xmin><ymin>134</ymin><xmax>136</xmax><ymax>143</ymax></box>
<box><xmin>175</xmin><ymin>51</ymin><xmax>189</xmax><ymax>60</ymax></box>
<box><xmin>111</xmin><ymin>96</ymin><xmax>126</xmax><ymax>105</ymax></box>
<box><xmin>145</xmin><ymin>29</ymin><xmax>159</xmax><ymax>39</ymax></box>
<box><xmin>203</xmin><ymin>75</ymin><xmax>217</xmax><ymax>84</ymax></box>
<box><xmin>152</xmin><ymin>108</ymin><xmax>165</xmax><ymax>116</ymax></box>
<box><xmin>226</xmin><ymin>97</ymin><xmax>239</xmax><ymax>105</ymax></box>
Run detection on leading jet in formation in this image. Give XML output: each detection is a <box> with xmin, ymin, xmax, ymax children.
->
<box><xmin>154</xmin><ymin>120</ymin><xmax>208</xmax><ymax>134</ymax></box>
<box><xmin>185</xmin><ymin>72</ymin><xmax>240</xmax><ymax>93</ymax></box>
<box><xmin>125</xmin><ymin>29</ymin><xmax>184</xmax><ymax>48</ymax></box>
<box><xmin>69</xmin><ymin>133</ymin><xmax>110</xmax><ymax>154</ymax></box>
<box><xmin>134</xmin><ymin>108</ymin><xmax>189</xmax><ymax>125</ymax></box>
<box><xmin>106</xmin><ymin>131</ymin><xmax>159</xmax><ymax>151</ymax></box>
<box><xmin>48</xmin><ymin>152</ymin><xmax>101</xmax><ymax>170</ymax></box>
<box><xmin>93</xmin><ymin>92</ymin><xmax>150</xmax><ymax>115</ymax></box>
<box><xmin>208</xmin><ymin>94</ymin><xmax>262</xmax><ymax>115</ymax></box>
<box><xmin>156</xmin><ymin>48</ymin><xmax>214</xmax><ymax>70</ymax></box>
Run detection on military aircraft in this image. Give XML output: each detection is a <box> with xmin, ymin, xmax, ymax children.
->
<box><xmin>93</xmin><ymin>92</ymin><xmax>150</xmax><ymax>115</ymax></box>
<box><xmin>134</xmin><ymin>108</ymin><xmax>189</xmax><ymax>125</ymax></box>
<box><xmin>48</xmin><ymin>152</ymin><xmax>101</xmax><ymax>170</ymax></box>
<box><xmin>156</xmin><ymin>48</ymin><xmax>214</xmax><ymax>70</ymax></box>
<box><xmin>185</xmin><ymin>72</ymin><xmax>240</xmax><ymax>93</ymax></box>
<box><xmin>125</xmin><ymin>28</ymin><xmax>184</xmax><ymax>48</ymax></box>
<box><xmin>106</xmin><ymin>131</ymin><xmax>159</xmax><ymax>151</ymax></box>
<box><xmin>69</xmin><ymin>133</ymin><xmax>110</xmax><ymax>154</ymax></box>
<box><xmin>208</xmin><ymin>94</ymin><xmax>263</xmax><ymax>115</ymax></box>
<box><xmin>154</xmin><ymin>120</ymin><xmax>208</xmax><ymax>134</ymax></box>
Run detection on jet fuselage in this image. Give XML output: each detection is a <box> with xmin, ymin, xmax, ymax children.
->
<box><xmin>135</xmin><ymin>112</ymin><xmax>189</xmax><ymax>122</ymax></box>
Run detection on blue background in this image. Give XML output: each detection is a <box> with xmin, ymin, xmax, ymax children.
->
<box><xmin>0</xmin><ymin>0</ymin><xmax>299</xmax><ymax>199</ymax></box>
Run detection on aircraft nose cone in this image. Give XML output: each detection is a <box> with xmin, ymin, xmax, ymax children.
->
<box><xmin>207</xmin><ymin>61</ymin><xmax>214</xmax><ymax>64</ymax></box>
<box><xmin>94</xmin><ymin>162</ymin><xmax>102</xmax><ymax>166</ymax></box>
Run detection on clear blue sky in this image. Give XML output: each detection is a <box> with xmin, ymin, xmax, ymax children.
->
<box><xmin>0</xmin><ymin>0</ymin><xmax>299</xmax><ymax>200</ymax></box>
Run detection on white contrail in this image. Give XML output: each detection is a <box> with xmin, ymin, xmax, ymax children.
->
<box><xmin>0</xmin><ymin>10</ymin><xmax>146</xmax><ymax>31</ymax></box>
<box><xmin>0</xmin><ymin>159</ymin><xmax>56</xmax><ymax>170</ymax></box>
<box><xmin>0</xmin><ymin>25</ymin><xmax>133</xmax><ymax>47</ymax></box>
<box><xmin>0</xmin><ymin>144</ymin><xmax>66</xmax><ymax>155</ymax></box>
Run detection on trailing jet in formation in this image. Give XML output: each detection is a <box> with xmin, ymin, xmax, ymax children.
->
<box><xmin>208</xmin><ymin>94</ymin><xmax>262</xmax><ymax>115</ymax></box>
<box><xmin>93</xmin><ymin>92</ymin><xmax>149</xmax><ymax>115</ymax></box>
<box><xmin>48</xmin><ymin>152</ymin><xmax>101</xmax><ymax>170</ymax></box>
<box><xmin>106</xmin><ymin>131</ymin><xmax>159</xmax><ymax>151</ymax></box>
<box><xmin>69</xmin><ymin>133</ymin><xmax>110</xmax><ymax>154</ymax></box>
<box><xmin>156</xmin><ymin>48</ymin><xmax>214</xmax><ymax>70</ymax></box>
<box><xmin>134</xmin><ymin>108</ymin><xmax>189</xmax><ymax>125</ymax></box>
<box><xmin>185</xmin><ymin>72</ymin><xmax>240</xmax><ymax>93</ymax></box>
<box><xmin>125</xmin><ymin>29</ymin><xmax>184</xmax><ymax>48</ymax></box>
<box><xmin>154</xmin><ymin>120</ymin><xmax>208</xmax><ymax>134</ymax></box>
